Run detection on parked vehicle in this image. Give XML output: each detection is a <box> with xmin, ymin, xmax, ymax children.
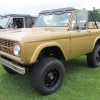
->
<box><xmin>0</xmin><ymin>14</ymin><xmax>37</xmax><ymax>30</ymax></box>
<box><xmin>0</xmin><ymin>7</ymin><xmax>100</xmax><ymax>95</ymax></box>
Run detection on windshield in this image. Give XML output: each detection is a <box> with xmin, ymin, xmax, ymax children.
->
<box><xmin>35</xmin><ymin>12</ymin><xmax>72</xmax><ymax>27</ymax></box>
<box><xmin>0</xmin><ymin>16</ymin><xmax>10</xmax><ymax>28</ymax></box>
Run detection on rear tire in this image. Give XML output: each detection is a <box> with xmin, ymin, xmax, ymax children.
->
<box><xmin>30</xmin><ymin>57</ymin><xmax>65</xmax><ymax>95</ymax></box>
<box><xmin>87</xmin><ymin>45</ymin><xmax>100</xmax><ymax>67</ymax></box>
<box><xmin>2</xmin><ymin>64</ymin><xmax>17</xmax><ymax>74</ymax></box>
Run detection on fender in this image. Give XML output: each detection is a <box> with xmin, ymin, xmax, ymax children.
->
<box><xmin>29</xmin><ymin>42</ymin><xmax>67</xmax><ymax>64</ymax></box>
<box><xmin>92</xmin><ymin>36</ymin><xmax>100</xmax><ymax>51</ymax></box>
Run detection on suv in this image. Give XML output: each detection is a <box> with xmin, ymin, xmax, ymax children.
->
<box><xmin>0</xmin><ymin>7</ymin><xmax>100</xmax><ymax>95</ymax></box>
<box><xmin>0</xmin><ymin>14</ymin><xmax>37</xmax><ymax>30</ymax></box>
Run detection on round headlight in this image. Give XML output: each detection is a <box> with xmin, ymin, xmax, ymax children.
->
<box><xmin>13</xmin><ymin>44</ymin><xmax>20</xmax><ymax>56</ymax></box>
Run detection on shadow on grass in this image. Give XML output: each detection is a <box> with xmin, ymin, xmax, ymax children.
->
<box><xmin>63</xmin><ymin>56</ymin><xmax>89</xmax><ymax>73</ymax></box>
<box><xmin>1</xmin><ymin>71</ymin><xmax>41</xmax><ymax>98</ymax></box>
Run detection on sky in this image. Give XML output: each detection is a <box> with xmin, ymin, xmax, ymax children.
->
<box><xmin>0</xmin><ymin>0</ymin><xmax>99</xmax><ymax>16</ymax></box>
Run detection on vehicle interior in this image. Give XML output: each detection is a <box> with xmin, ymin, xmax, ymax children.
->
<box><xmin>13</xmin><ymin>18</ymin><xmax>24</xmax><ymax>28</ymax></box>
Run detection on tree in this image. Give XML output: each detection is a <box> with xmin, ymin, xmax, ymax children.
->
<box><xmin>90</xmin><ymin>7</ymin><xmax>100</xmax><ymax>22</ymax></box>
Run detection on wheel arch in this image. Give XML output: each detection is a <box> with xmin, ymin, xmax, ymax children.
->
<box><xmin>92</xmin><ymin>36</ymin><xmax>100</xmax><ymax>51</ymax></box>
<box><xmin>30</xmin><ymin>42</ymin><xmax>67</xmax><ymax>64</ymax></box>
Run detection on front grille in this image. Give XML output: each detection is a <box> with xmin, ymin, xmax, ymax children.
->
<box><xmin>0</xmin><ymin>39</ymin><xmax>14</xmax><ymax>55</ymax></box>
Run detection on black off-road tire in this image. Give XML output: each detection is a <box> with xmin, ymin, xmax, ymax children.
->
<box><xmin>2</xmin><ymin>64</ymin><xmax>17</xmax><ymax>74</ymax></box>
<box><xmin>30</xmin><ymin>57</ymin><xmax>65</xmax><ymax>95</ymax></box>
<box><xmin>87</xmin><ymin>45</ymin><xmax>100</xmax><ymax>67</ymax></box>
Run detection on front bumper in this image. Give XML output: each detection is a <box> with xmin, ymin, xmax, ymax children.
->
<box><xmin>0</xmin><ymin>57</ymin><xmax>25</xmax><ymax>74</ymax></box>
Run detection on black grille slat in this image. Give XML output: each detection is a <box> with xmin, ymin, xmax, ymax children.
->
<box><xmin>0</xmin><ymin>39</ymin><xmax>14</xmax><ymax>55</ymax></box>
<box><xmin>0</xmin><ymin>39</ymin><xmax>13</xmax><ymax>47</ymax></box>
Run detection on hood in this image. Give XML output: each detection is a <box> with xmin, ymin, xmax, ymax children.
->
<box><xmin>0</xmin><ymin>28</ymin><xmax>28</xmax><ymax>41</ymax></box>
<box><xmin>0</xmin><ymin>28</ymin><xmax>21</xmax><ymax>32</ymax></box>
<box><xmin>0</xmin><ymin>27</ymin><xmax>70</xmax><ymax>42</ymax></box>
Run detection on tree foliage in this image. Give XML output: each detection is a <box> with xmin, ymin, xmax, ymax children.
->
<box><xmin>82</xmin><ymin>7</ymin><xmax>100</xmax><ymax>22</ymax></box>
<box><xmin>89</xmin><ymin>7</ymin><xmax>100</xmax><ymax>22</ymax></box>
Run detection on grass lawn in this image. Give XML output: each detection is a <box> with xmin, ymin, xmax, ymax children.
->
<box><xmin>0</xmin><ymin>56</ymin><xmax>100</xmax><ymax>100</ymax></box>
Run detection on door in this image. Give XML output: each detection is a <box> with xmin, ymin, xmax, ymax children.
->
<box><xmin>70</xmin><ymin>11</ymin><xmax>91</xmax><ymax>59</ymax></box>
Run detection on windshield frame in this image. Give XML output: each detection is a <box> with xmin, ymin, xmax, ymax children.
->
<box><xmin>34</xmin><ymin>11</ymin><xmax>72</xmax><ymax>27</ymax></box>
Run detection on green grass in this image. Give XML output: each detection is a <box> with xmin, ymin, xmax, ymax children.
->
<box><xmin>0</xmin><ymin>56</ymin><xmax>100</xmax><ymax>100</ymax></box>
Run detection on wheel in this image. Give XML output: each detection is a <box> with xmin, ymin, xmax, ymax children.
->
<box><xmin>2</xmin><ymin>64</ymin><xmax>17</xmax><ymax>74</ymax></box>
<box><xmin>30</xmin><ymin>57</ymin><xmax>65</xmax><ymax>95</ymax></box>
<box><xmin>87</xmin><ymin>45</ymin><xmax>100</xmax><ymax>67</ymax></box>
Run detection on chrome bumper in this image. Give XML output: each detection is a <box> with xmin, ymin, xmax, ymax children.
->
<box><xmin>0</xmin><ymin>57</ymin><xmax>25</xmax><ymax>74</ymax></box>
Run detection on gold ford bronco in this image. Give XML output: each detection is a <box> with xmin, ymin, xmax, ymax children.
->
<box><xmin>0</xmin><ymin>7</ymin><xmax>100</xmax><ymax>95</ymax></box>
